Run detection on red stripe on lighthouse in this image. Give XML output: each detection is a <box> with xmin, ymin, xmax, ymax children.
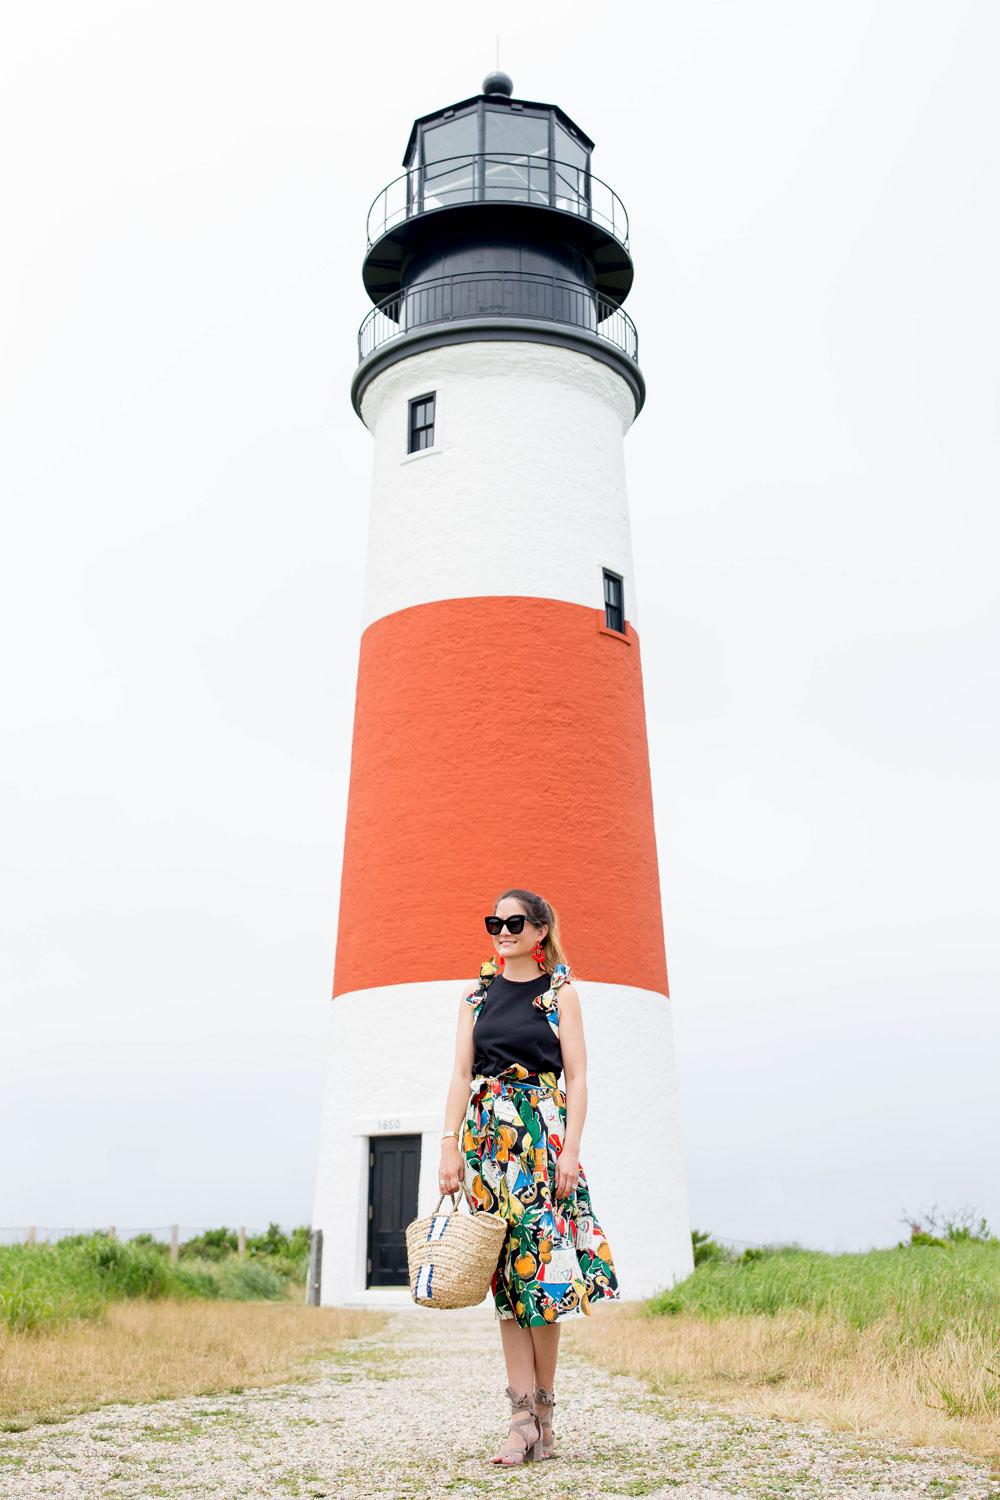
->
<box><xmin>332</xmin><ymin>596</ymin><xmax>669</xmax><ymax>998</ymax></box>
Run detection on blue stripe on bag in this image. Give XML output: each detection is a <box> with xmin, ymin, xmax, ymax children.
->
<box><xmin>425</xmin><ymin>1215</ymin><xmax>448</xmax><ymax>1242</ymax></box>
<box><xmin>415</xmin><ymin>1263</ymin><xmax>433</xmax><ymax>1299</ymax></box>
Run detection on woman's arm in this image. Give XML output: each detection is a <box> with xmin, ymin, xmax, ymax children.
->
<box><xmin>438</xmin><ymin>983</ymin><xmax>476</xmax><ymax>1195</ymax></box>
<box><xmin>554</xmin><ymin>981</ymin><xmax>586</xmax><ymax>1200</ymax></box>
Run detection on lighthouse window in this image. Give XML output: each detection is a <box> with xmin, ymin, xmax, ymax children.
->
<box><xmin>422</xmin><ymin>112</ymin><xmax>478</xmax><ymax>210</ymax></box>
<box><xmin>603</xmin><ymin>569</ymin><xmax>625</xmax><ymax>633</ymax></box>
<box><xmin>554</xmin><ymin>126</ymin><xmax>589</xmax><ymax>215</ymax></box>
<box><xmin>484</xmin><ymin>111</ymin><xmax>550</xmax><ymax>204</ymax></box>
<box><xmin>408</xmin><ymin>392</ymin><xmax>435</xmax><ymax>453</ymax></box>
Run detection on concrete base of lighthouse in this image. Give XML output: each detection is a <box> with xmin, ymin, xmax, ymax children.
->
<box><xmin>311</xmin><ymin>979</ymin><xmax>693</xmax><ymax>1309</ymax></box>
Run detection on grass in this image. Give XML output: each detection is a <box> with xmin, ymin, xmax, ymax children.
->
<box><xmin>564</xmin><ymin>1240</ymin><xmax>1000</xmax><ymax>1458</ymax></box>
<box><xmin>651</xmin><ymin>1243</ymin><xmax>1000</xmax><ymax>1346</ymax></box>
<box><xmin>0</xmin><ymin>1225</ymin><xmax>383</xmax><ymax>1432</ymax></box>
<box><xmin>0</xmin><ymin>1298</ymin><xmax>384</xmax><ymax>1431</ymax></box>
<box><xmin>0</xmin><ymin>1231</ymin><xmax>306</xmax><ymax>1333</ymax></box>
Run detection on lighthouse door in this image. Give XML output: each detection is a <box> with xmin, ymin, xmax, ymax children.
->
<box><xmin>366</xmin><ymin>1134</ymin><xmax>421</xmax><ymax>1286</ymax></box>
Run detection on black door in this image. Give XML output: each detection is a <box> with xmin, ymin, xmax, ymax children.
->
<box><xmin>367</xmin><ymin>1134</ymin><xmax>421</xmax><ymax>1287</ymax></box>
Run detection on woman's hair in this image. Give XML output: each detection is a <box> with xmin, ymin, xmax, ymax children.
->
<box><xmin>495</xmin><ymin>888</ymin><xmax>568</xmax><ymax>976</ymax></box>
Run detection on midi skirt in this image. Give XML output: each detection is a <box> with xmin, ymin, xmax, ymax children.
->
<box><xmin>462</xmin><ymin>1063</ymin><xmax>619</xmax><ymax>1327</ymax></box>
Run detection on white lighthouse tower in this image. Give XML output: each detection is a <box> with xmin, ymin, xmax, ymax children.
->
<box><xmin>310</xmin><ymin>74</ymin><xmax>693</xmax><ymax>1307</ymax></box>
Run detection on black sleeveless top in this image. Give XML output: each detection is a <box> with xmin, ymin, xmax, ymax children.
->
<box><xmin>471</xmin><ymin>971</ymin><xmax>563</xmax><ymax>1077</ymax></box>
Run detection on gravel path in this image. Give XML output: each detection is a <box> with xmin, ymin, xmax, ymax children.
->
<box><xmin>2</xmin><ymin>1305</ymin><xmax>999</xmax><ymax>1499</ymax></box>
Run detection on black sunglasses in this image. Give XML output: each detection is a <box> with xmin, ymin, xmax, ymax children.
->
<box><xmin>484</xmin><ymin>914</ymin><xmax>535</xmax><ymax>935</ymax></box>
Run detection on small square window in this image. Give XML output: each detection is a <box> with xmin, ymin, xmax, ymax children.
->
<box><xmin>408</xmin><ymin>392</ymin><xmax>435</xmax><ymax>453</ymax></box>
<box><xmin>603</xmin><ymin>569</ymin><xmax>625</xmax><ymax>633</ymax></box>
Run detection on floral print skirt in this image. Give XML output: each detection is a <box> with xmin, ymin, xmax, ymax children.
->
<box><xmin>462</xmin><ymin>1064</ymin><xmax>619</xmax><ymax>1327</ymax></box>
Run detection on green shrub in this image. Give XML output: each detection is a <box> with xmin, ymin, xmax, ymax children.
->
<box><xmin>691</xmin><ymin>1229</ymin><xmax>732</xmax><ymax>1266</ymax></box>
<box><xmin>649</xmin><ymin>1240</ymin><xmax>1000</xmax><ymax>1348</ymax></box>
<box><xmin>164</xmin><ymin>1262</ymin><xmax>222</xmax><ymax>1299</ymax></box>
<box><xmin>0</xmin><ymin>1223</ymin><xmax>313</xmax><ymax>1331</ymax></box>
<box><xmin>244</xmin><ymin>1224</ymin><xmax>311</xmax><ymax>1286</ymax></box>
<box><xmin>216</xmin><ymin>1260</ymin><xmax>285</xmax><ymax>1301</ymax></box>
<box><xmin>129</xmin><ymin>1232</ymin><xmax>170</xmax><ymax>1255</ymax></box>
<box><xmin>77</xmin><ymin>1234</ymin><xmax>175</xmax><ymax>1300</ymax></box>
<box><xmin>0</xmin><ymin>1244</ymin><xmax>106</xmax><ymax>1332</ymax></box>
<box><xmin>246</xmin><ymin>1222</ymin><xmax>310</xmax><ymax>1276</ymax></box>
<box><xmin>178</xmin><ymin>1227</ymin><xmax>238</xmax><ymax>1261</ymax></box>
<box><xmin>246</xmin><ymin>1222</ymin><xmax>297</xmax><ymax>1257</ymax></box>
<box><xmin>689</xmin><ymin>1231</ymin><xmax>797</xmax><ymax>1270</ymax></box>
<box><xmin>899</xmin><ymin>1208</ymin><xmax>998</xmax><ymax>1250</ymax></box>
<box><xmin>252</xmin><ymin>1254</ymin><xmax>296</xmax><ymax>1284</ymax></box>
<box><xmin>159</xmin><ymin>1254</ymin><xmax>288</xmax><ymax>1302</ymax></box>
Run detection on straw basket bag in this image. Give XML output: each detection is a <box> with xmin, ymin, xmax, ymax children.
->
<box><xmin>405</xmin><ymin>1186</ymin><xmax>507</xmax><ymax>1309</ymax></box>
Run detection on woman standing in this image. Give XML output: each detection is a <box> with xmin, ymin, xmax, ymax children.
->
<box><xmin>438</xmin><ymin>888</ymin><xmax>619</xmax><ymax>1465</ymax></box>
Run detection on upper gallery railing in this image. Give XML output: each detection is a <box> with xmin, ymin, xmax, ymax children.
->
<box><xmin>366</xmin><ymin>154</ymin><xmax>630</xmax><ymax>250</ymax></box>
<box><xmin>357</xmin><ymin>270</ymin><xmax>639</xmax><ymax>365</ymax></box>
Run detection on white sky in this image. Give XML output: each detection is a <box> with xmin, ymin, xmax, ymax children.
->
<box><xmin>2</xmin><ymin>1</ymin><xmax>998</xmax><ymax>1254</ymax></box>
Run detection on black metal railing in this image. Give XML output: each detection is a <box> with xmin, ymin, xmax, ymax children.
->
<box><xmin>357</xmin><ymin>270</ymin><xmax>639</xmax><ymax>365</ymax></box>
<box><xmin>366</xmin><ymin>154</ymin><xmax>629</xmax><ymax>250</ymax></box>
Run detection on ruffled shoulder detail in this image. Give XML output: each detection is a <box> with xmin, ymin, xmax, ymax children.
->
<box><xmin>532</xmin><ymin>962</ymin><xmax>571</xmax><ymax>1014</ymax></box>
<box><xmin>465</xmin><ymin>957</ymin><xmax>501</xmax><ymax>1010</ymax></box>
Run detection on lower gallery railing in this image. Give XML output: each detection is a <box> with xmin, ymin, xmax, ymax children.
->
<box><xmin>358</xmin><ymin>271</ymin><xmax>639</xmax><ymax>365</ymax></box>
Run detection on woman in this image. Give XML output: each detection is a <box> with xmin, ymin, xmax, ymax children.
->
<box><xmin>438</xmin><ymin>888</ymin><xmax>619</xmax><ymax>1465</ymax></box>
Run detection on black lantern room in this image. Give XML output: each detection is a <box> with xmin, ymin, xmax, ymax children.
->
<box><xmin>354</xmin><ymin>74</ymin><xmax>643</xmax><ymax>415</ymax></box>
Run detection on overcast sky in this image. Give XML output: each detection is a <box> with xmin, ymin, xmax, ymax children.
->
<box><xmin>2</xmin><ymin>1</ymin><xmax>997</xmax><ymax>1255</ymax></box>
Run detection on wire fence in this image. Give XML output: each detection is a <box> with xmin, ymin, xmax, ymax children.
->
<box><xmin>1</xmin><ymin>1226</ymin><xmax>779</xmax><ymax>1253</ymax></box>
<box><xmin>0</xmin><ymin>1225</ymin><xmax>286</xmax><ymax>1249</ymax></box>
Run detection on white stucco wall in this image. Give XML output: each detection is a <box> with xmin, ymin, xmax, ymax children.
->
<box><xmin>311</xmin><ymin>978</ymin><xmax>693</xmax><ymax>1309</ymax></box>
<box><xmin>358</xmin><ymin>342</ymin><xmax>641</xmax><ymax>631</ymax></box>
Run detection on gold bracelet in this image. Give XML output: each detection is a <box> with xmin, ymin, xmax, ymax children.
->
<box><xmin>440</xmin><ymin>1131</ymin><xmax>459</xmax><ymax>1141</ymax></box>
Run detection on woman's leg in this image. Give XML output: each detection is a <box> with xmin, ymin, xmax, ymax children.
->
<box><xmin>491</xmin><ymin>1320</ymin><xmax>542</xmax><ymax>1464</ymax></box>
<box><xmin>498</xmin><ymin>1318</ymin><xmax>535</xmax><ymax>1395</ymax></box>
<box><xmin>530</xmin><ymin>1324</ymin><xmax>561</xmax><ymax>1456</ymax></box>
<box><xmin>528</xmin><ymin>1323</ymin><xmax>560</xmax><ymax>1391</ymax></box>
<box><xmin>498</xmin><ymin>1317</ymin><xmax>561</xmax><ymax>1390</ymax></box>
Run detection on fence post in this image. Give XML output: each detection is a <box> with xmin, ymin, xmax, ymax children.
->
<box><xmin>170</xmin><ymin>1225</ymin><xmax>179</xmax><ymax>1262</ymax></box>
<box><xmin>306</xmin><ymin>1229</ymin><xmax>323</xmax><ymax>1306</ymax></box>
<box><xmin>28</xmin><ymin>1226</ymin><xmax>36</xmax><ymax>1246</ymax></box>
<box><xmin>108</xmin><ymin>1225</ymin><xmax>117</xmax><ymax>1239</ymax></box>
<box><xmin>238</xmin><ymin>1225</ymin><xmax>246</xmax><ymax>1259</ymax></box>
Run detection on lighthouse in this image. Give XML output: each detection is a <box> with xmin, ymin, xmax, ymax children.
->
<box><xmin>310</xmin><ymin>74</ymin><xmax>693</xmax><ymax>1307</ymax></box>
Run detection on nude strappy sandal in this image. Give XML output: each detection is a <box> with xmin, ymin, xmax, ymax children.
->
<box><xmin>489</xmin><ymin>1386</ymin><xmax>544</xmax><ymax>1465</ymax></box>
<box><xmin>533</xmin><ymin>1385</ymin><xmax>557</xmax><ymax>1460</ymax></box>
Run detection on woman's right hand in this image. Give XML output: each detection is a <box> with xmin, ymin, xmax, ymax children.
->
<box><xmin>438</xmin><ymin>1139</ymin><xmax>464</xmax><ymax>1197</ymax></box>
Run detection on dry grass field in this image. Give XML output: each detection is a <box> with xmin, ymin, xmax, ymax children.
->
<box><xmin>0</xmin><ymin>1297</ymin><xmax>384</xmax><ymax>1432</ymax></box>
<box><xmin>564</xmin><ymin>1300</ymin><xmax>1000</xmax><ymax>1459</ymax></box>
<box><xmin>4</xmin><ymin>1228</ymin><xmax>997</xmax><ymax>1471</ymax></box>
<box><xmin>6</xmin><ymin>1307</ymin><xmax>999</xmax><ymax>1500</ymax></box>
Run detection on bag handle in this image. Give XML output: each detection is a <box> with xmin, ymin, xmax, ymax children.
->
<box><xmin>432</xmin><ymin>1186</ymin><xmax>476</xmax><ymax>1215</ymax></box>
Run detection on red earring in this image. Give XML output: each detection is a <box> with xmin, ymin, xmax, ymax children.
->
<box><xmin>531</xmin><ymin>940</ymin><xmax>545</xmax><ymax>964</ymax></box>
<box><xmin>497</xmin><ymin>955</ymin><xmax>505</xmax><ymax>969</ymax></box>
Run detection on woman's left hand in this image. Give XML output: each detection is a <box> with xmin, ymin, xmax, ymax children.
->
<box><xmin>555</xmin><ymin>1148</ymin><xmax>580</xmax><ymax>1201</ymax></box>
